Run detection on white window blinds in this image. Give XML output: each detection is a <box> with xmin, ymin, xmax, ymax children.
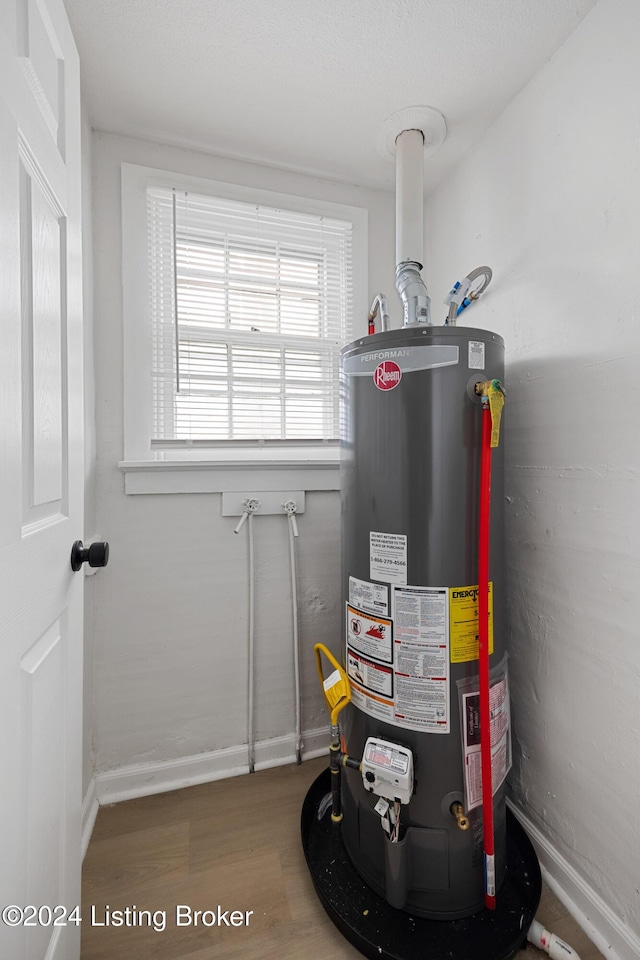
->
<box><xmin>147</xmin><ymin>186</ymin><xmax>354</xmax><ymax>445</ymax></box>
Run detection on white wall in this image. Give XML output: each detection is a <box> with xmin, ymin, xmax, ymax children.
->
<box><xmin>91</xmin><ymin>132</ymin><xmax>395</xmax><ymax>774</ymax></box>
<box><xmin>426</xmin><ymin>0</ymin><xmax>640</xmax><ymax>948</ymax></box>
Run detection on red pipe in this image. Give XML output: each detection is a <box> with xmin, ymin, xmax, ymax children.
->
<box><xmin>478</xmin><ymin>401</ymin><xmax>496</xmax><ymax>910</ymax></box>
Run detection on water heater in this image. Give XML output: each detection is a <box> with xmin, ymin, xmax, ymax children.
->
<box><xmin>338</xmin><ymin>324</ymin><xmax>507</xmax><ymax>918</ymax></box>
<box><xmin>302</xmin><ymin>323</ymin><xmax>540</xmax><ymax>958</ymax></box>
<box><xmin>302</xmin><ymin>115</ymin><xmax>541</xmax><ymax>960</ymax></box>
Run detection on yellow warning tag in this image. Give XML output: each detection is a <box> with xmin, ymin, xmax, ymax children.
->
<box><xmin>314</xmin><ymin>642</ymin><xmax>352</xmax><ymax>725</ymax></box>
<box><xmin>450</xmin><ymin>583</ymin><xmax>494</xmax><ymax>663</ymax></box>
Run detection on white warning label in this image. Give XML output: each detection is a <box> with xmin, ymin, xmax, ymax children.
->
<box><xmin>468</xmin><ymin>340</ymin><xmax>485</xmax><ymax>370</ymax></box>
<box><xmin>370</xmin><ymin>532</ymin><xmax>407</xmax><ymax>586</ymax></box>
<box><xmin>392</xmin><ymin>586</ymin><xmax>450</xmax><ymax>733</ymax></box>
<box><xmin>346</xmin><ymin>584</ymin><xmax>452</xmax><ymax>734</ymax></box>
<box><xmin>349</xmin><ymin>576</ymin><xmax>389</xmax><ymax>617</ymax></box>
<box><xmin>462</xmin><ymin>676</ymin><xmax>512</xmax><ymax>810</ymax></box>
<box><xmin>350</xmin><ymin>682</ymin><xmax>395</xmax><ymax>723</ymax></box>
<box><xmin>346</xmin><ymin>604</ymin><xmax>393</xmax><ymax>664</ymax></box>
<box><xmin>323</xmin><ymin>669</ymin><xmax>342</xmax><ymax>692</ymax></box>
<box><xmin>347</xmin><ymin>648</ymin><xmax>393</xmax><ymax>698</ymax></box>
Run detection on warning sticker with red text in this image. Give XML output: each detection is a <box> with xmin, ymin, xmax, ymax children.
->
<box><xmin>345</xmin><ymin>587</ymin><xmax>451</xmax><ymax>733</ymax></box>
<box><xmin>346</xmin><ymin>604</ymin><xmax>393</xmax><ymax>664</ymax></box>
<box><xmin>347</xmin><ymin>649</ymin><xmax>393</xmax><ymax>698</ymax></box>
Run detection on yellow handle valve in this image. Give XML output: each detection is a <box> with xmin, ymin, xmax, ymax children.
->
<box><xmin>314</xmin><ymin>643</ymin><xmax>351</xmax><ymax>726</ymax></box>
<box><xmin>475</xmin><ymin>378</ymin><xmax>506</xmax><ymax>448</ymax></box>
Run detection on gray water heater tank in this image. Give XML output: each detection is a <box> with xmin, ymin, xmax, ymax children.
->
<box><xmin>339</xmin><ymin>324</ymin><xmax>508</xmax><ymax>920</ymax></box>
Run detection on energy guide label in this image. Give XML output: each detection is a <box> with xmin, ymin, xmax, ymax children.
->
<box><xmin>450</xmin><ymin>583</ymin><xmax>494</xmax><ymax>663</ymax></box>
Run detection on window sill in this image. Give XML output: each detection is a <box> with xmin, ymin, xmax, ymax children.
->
<box><xmin>118</xmin><ymin>458</ymin><xmax>341</xmax><ymax>494</ymax></box>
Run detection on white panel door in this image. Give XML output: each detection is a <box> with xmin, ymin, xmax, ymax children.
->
<box><xmin>0</xmin><ymin>0</ymin><xmax>84</xmax><ymax>958</ymax></box>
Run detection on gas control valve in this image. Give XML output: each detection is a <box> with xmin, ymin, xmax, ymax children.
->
<box><xmin>361</xmin><ymin>737</ymin><xmax>414</xmax><ymax>805</ymax></box>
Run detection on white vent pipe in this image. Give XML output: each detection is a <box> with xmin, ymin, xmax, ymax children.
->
<box><xmin>394</xmin><ymin>129</ymin><xmax>431</xmax><ymax>325</ymax></box>
<box><xmin>395</xmin><ymin>128</ymin><xmax>424</xmax><ymax>266</ymax></box>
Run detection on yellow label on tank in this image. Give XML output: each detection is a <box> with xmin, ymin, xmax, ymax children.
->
<box><xmin>450</xmin><ymin>582</ymin><xmax>494</xmax><ymax>663</ymax></box>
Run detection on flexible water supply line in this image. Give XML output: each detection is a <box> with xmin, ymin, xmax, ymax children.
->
<box><xmin>478</xmin><ymin>398</ymin><xmax>496</xmax><ymax>909</ymax></box>
<box><xmin>528</xmin><ymin>920</ymin><xmax>583</xmax><ymax>960</ymax></box>
<box><xmin>446</xmin><ymin>266</ymin><xmax>493</xmax><ymax>325</ymax></box>
<box><xmin>284</xmin><ymin>501</ymin><xmax>302</xmax><ymax>765</ymax></box>
<box><xmin>234</xmin><ymin>499</ymin><xmax>260</xmax><ymax>773</ymax></box>
<box><xmin>368</xmin><ymin>293</ymin><xmax>391</xmax><ymax>334</ymax></box>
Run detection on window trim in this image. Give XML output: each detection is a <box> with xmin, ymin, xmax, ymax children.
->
<box><xmin>120</xmin><ymin>163</ymin><xmax>367</xmax><ymax>492</ymax></box>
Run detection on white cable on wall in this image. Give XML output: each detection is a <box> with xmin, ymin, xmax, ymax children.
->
<box><xmin>247</xmin><ymin>510</ymin><xmax>256</xmax><ymax>773</ymax></box>
<box><xmin>234</xmin><ymin>499</ymin><xmax>260</xmax><ymax>774</ymax></box>
<box><xmin>284</xmin><ymin>501</ymin><xmax>302</xmax><ymax>765</ymax></box>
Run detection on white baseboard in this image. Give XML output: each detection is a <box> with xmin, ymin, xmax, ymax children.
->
<box><xmin>94</xmin><ymin>726</ymin><xmax>329</xmax><ymax>806</ymax></box>
<box><xmin>81</xmin><ymin>779</ymin><xmax>99</xmax><ymax>860</ymax></box>
<box><xmin>509</xmin><ymin>802</ymin><xmax>640</xmax><ymax>960</ymax></box>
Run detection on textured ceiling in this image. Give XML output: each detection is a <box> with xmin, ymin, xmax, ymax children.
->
<box><xmin>65</xmin><ymin>0</ymin><xmax>598</xmax><ymax>191</ymax></box>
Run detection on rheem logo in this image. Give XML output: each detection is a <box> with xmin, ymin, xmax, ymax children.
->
<box><xmin>374</xmin><ymin>360</ymin><xmax>402</xmax><ymax>391</ymax></box>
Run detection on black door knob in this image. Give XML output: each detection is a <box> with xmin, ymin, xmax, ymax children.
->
<box><xmin>71</xmin><ymin>540</ymin><xmax>110</xmax><ymax>572</ymax></box>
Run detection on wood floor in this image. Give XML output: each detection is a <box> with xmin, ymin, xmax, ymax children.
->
<box><xmin>81</xmin><ymin>757</ymin><xmax>604</xmax><ymax>960</ymax></box>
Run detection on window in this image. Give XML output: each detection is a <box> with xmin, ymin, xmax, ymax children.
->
<box><xmin>149</xmin><ymin>187</ymin><xmax>353</xmax><ymax>445</ymax></box>
<box><xmin>121</xmin><ymin>164</ymin><xmax>367</xmax><ymax>492</ymax></box>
